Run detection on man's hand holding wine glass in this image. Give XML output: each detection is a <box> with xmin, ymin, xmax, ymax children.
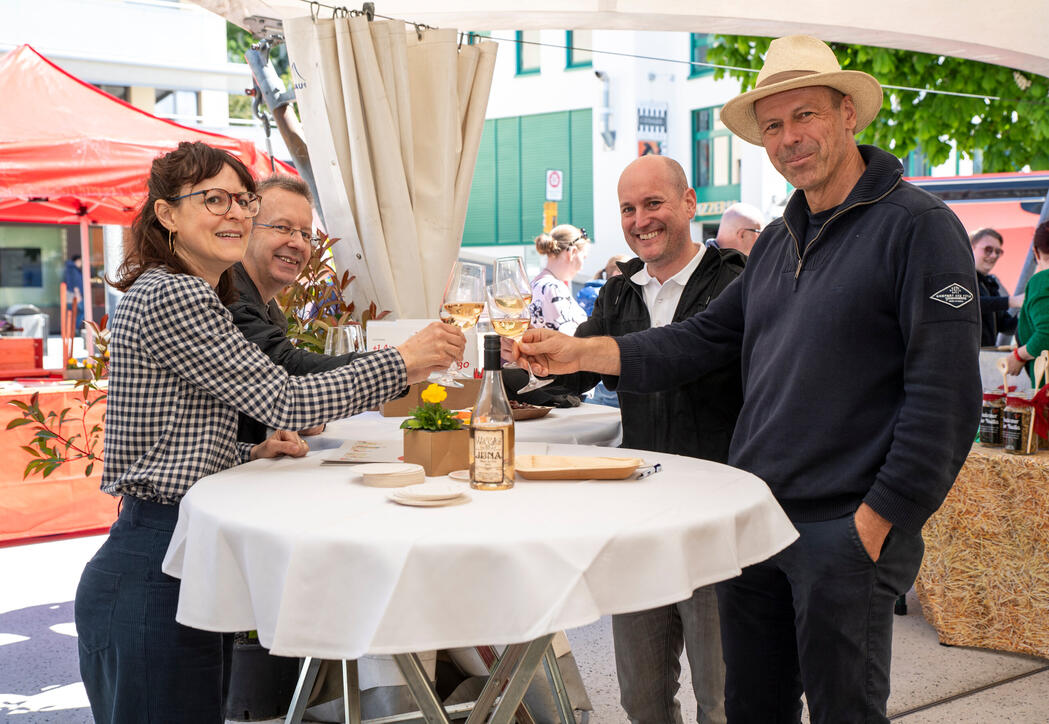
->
<box><xmin>398</xmin><ymin>322</ymin><xmax>466</xmax><ymax>384</ymax></box>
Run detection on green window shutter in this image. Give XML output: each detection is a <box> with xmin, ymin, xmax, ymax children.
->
<box><xmin>495</xmin><ymin>117</ymin><xmax>522</xmax><ymax>244</ymax></box>
<box><xmin>462</xmin><ymin>119</ymin><xmax>496</xmax><ymax>245</ymax></box>
<box><xmin>462</xmin><ymin>110</ymin><xmax>593</xmax><ymax>246</ymax></box>
<box><xmin>520</xmin><ymin>112</ymin><xmax>569</xmax><ymax>239</ymax></box>
<box><xmin>569</xmin><ymin>109</ymin><xmax>594</xmax><ymax>237</ymax></box>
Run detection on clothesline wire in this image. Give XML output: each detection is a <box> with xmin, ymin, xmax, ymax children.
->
<box><xmin>295</xmin><ymin>0</ymin><xmax>1047</xmax><ymax>104</ymax></box>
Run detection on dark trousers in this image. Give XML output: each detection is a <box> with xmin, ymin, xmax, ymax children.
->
<box><xmin>75</xmin><ymin>496</ymin><xmax>233</xmax><ymax>723</ymax></box>
<box><xmin>715</xmin><ymin>513</ymin><xmax>923</xmax><ymax>724</ymax></box>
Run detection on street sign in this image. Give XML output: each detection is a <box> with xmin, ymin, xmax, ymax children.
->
<box><xmin>543</xmin><ymin>201</ymin><xmax>558</xmax><ymax>232</ymax></box>
<box><xmin>545</xmin><ymin>169</ymin><xmax>563</xmax><ymax>201</ymax></box>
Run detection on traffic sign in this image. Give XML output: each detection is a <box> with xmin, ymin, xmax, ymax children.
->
<box><xmin>546</xmin><ymin>169</ymin><xmax>563</xmax><ymax>201</ymax></box>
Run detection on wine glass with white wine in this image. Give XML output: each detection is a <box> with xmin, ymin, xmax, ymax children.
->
<box><xmin>429</xmin><ymin>261</ymin><xmax>486</xmax><ymax>388</ymax></box>
<box><xmin>487</xmin><ymin>279</ymin><xmax>552</xmax><ymax>393</ymax></box>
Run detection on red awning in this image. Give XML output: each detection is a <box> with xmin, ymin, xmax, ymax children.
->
<box><xmin>0</xmin><ymin>44</ymin><xmax>295</xmax><ymax>226</ymax></box>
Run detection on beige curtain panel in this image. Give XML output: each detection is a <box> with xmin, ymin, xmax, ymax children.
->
<box><xmin>284</xmin><ymin>16</ymin><xmax>496</xmax><ymax>319</ymax></box>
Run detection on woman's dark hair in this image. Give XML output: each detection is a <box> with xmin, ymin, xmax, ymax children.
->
<box><xmin>113</xmin><ymin>141</ymin><xmax>256</xmax><ymax>303</ymax></box>
<box><xmin>1033</xmin><ymin>220</ymin><xmax>1049</xmax><ymax>257</ymax></box>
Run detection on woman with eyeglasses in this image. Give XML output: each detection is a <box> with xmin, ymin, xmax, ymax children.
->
<box><xmin>1005</xmin><ymin>221</ymin><xmax>1049</xmax><ymax>381</ymax></box>
<box><xmin>73</xmin><ymin>142</ymin><xmax>464</xmax><ymax>723</ymax></box>
<box><xmin>529</xmin><ymin>224</ymin><xmax>591</xmax><ymax>335</ymax></box>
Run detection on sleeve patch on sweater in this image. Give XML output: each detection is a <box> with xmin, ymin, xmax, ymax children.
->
<box><xmin>929</xmin><ymin>282</ymin><xmax>974</xmax><ymax>309</ymax></box>
<box><xmin>923</xmin><ymin>273</ymin><xmax>977</xmax><ymax>323</ymax></box>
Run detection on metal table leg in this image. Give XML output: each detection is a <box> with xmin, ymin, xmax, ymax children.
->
<box><xmin>285</xmin><ymin>656</ymin><xmax>322</xmax><ymax>724</ymax></box>
<box><xmin>542</xmin><ymin>644</ymin><xmax>575</xmax><ymax>724</ymax></box>
<box><xmin>393</xmin><ymin>652</ymin><xmax>453</xmax><ymax>724</ymax></box>
<box><xmin>487</xmin><ymin>636</ymin><xmax>554</xmax><ymax>724</ymax></box>
<box><xmin>343</xmin><ymin>659</ymin><xmax>362</xmax><ymax>724</ymax></box>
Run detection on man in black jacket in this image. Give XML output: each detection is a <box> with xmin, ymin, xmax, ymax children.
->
<box><xmin>230</xmin><ymin>175</ymin><xmax>451</xmax><ymax>443</ymax></box>
<box><xmin>516</xmin><ymin>36</ymin><xmax>980</xmax><ymax>724</ymax></box>
<box><xmin>562</xmin><ymin>155</ymin><xmax>741</xmax><ymax>724</ymax></box>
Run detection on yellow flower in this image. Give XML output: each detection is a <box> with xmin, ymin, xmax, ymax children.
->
<box><xmin>420</xmin><ymin>383</ymin><xmax>447</xmax><ymax>405</ymax></box>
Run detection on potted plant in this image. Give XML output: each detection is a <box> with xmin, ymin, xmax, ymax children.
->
<box><xmin>400</xmin><ymin>383</ymin><xmax>470</xmax><ymax>476</ymax></box>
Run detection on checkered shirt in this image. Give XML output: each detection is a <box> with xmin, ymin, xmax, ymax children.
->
<box><xmin>102</xmin><ymin>267</ymin><xmax>406</xmax><ymax>503</ymax></box>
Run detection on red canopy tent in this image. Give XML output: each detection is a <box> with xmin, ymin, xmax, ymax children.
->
<box><xmin>0</xmin><ymin>44</ymin><xmax>295</xmax><ymax>327</ymax></box>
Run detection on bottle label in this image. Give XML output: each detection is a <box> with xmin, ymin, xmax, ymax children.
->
<box><xmin>473</xmin><ymin>428</ymin><xmax>504</xmax><ymax>483</ymax></box>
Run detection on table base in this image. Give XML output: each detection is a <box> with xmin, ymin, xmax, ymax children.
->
<box><xmin>283</xmin><ymin>636</ymin><xmax>574</xmax><ymax>724</ymax></box>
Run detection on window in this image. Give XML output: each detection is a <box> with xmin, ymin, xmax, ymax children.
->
<box><xmin>465</xmin><ymin>31</ymin><xmax>491</xmax><ymax>45</ymax></box>
<box><xmin>689</xmin><ymin>33</ymin><xmax>714</xmax><ymax>79</ymax></box>
<box><xmin>516</xmin><ymin>31</ymin><xmax>541</xmax><ymax>75</ymax></box>
<box><xmin>566</xmin><ymin>30</ymin><xmax>592</xmax><ymax>69</ymax></box>
<box><xmin>692</xmin><ymin>106</ymin><xmax>741</xmax><ymax>220</ymax></box>
<box><xmin>92</xmin><ymin>84</ymin><xmax>129</xmax><ymax>102</ymax></box>
<box><xmin>155</xmin><ymin>89</ymin><xmax>200</xmax><ymax>120</ymax></box>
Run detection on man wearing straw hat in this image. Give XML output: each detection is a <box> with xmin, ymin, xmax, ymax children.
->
<box><xmin>515</xmin><ymin>35</ymin><xmax>981</xmax><ymax>723</ymax></box>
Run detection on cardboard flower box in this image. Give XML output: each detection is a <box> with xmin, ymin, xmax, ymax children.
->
<box><xmin>403</xmin><ymin>428</ymin><xmax>469</xmax><ymax>476</ymax></box>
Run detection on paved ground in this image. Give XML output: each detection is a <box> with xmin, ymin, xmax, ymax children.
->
<box><xmin>1</xmin><ymin>533</ymin><xmax>1047</xmax><ymax>723</ymax></box>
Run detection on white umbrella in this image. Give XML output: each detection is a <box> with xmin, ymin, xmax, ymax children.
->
<box><xmin>284</xmin><ymin>16</ymin><xmax>496</xmax><ymax>319</ymax></box>
<box><xmin>194</xmin><ymin>1</ymin><xmax>1049</xmax><ymax>78</ymax></box>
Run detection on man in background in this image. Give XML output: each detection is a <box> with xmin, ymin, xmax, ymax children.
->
<box><xmin>707</xmin><ymin>202</ymin><xmax>765</xmax><ymax>256</ymax></box>
<box><xmin>972</xmin><ymin>227</ymin><xmax>1022</xmax><ymax>346</ymax></box>
<box><xmin>562</xmin><ymin>154</ymin><xmax>744</xmax><ymax>724</ymax></box>
<box><xmin>62</xmin><ymin>254</ymin><xmax>85</xmax><ymax>332</ymax></box>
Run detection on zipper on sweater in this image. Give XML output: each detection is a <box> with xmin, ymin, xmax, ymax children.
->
<box><xmin>785</xmin><ymin>177</ymin><xmax>901</xmax><ymax>290</ymax></box>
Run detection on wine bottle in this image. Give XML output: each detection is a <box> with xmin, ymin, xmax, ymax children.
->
<box><xmin>470</xmin><ymin>334</ymin><xmax>515</xmax><ymax>490</ymax></box>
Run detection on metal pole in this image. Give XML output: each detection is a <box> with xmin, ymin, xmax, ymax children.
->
<box><xmin>78</xmin><ymin>214</ymin><xmax>95</xmax><ymax>355</ymax></box>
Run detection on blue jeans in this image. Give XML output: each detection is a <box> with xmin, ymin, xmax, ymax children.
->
<box><xmin>75</xmin><ymin>496</ymin><xmax>233</xmax><ymax>723</ymax></box>
<box><xmin>612</xmin><ymin>584</ymin><xmax>726</xmax><ymax>724</ymax></box>
<box><xmin>715</xmin><ymin>513</ymin><xmax>924</xmax><ymax>724</ymax></box>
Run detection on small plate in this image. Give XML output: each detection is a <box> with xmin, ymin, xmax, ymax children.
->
<box><xmin>387</xmin><ymin>493</ymin><xmax>470</xmax><ymax>507</ymax></box>
<box><xmin>512</xmin><ymin>406</ymin><xmax>553</xmax><ymax>421</ymax></box>
<box><xmin>390</xmin><ymin>482</ymin><xmax>464</xmax><ymax>501</ymax></box>
<box><xmin>448</xmin><ymin>469</ymin><xmax>471</xmax><ymax>482</ymax></box>
<box><xmin>356</xmin><ymin>463</ymin><xmax>421</xmax><ymax>475</ymax></box>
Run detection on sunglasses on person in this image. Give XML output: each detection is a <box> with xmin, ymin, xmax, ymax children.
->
<box><xmin>255</xmin><ymin>222</ymin><xmax>321</xmax><ymax>246</ymax></box>
<box><xmin>171</xmin><ymin>188</ymin><xmax>261</xmax><ymax>217</ymax></box>
<box><xmin>980</xmin><ymin>245</ymin><xmax>1004</xmax><ymax>257</ymax></box>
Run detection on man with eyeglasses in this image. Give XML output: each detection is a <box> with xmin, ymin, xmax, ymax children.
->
<box><xmin>228</xmin><ymin>174</ymin><xmax>446</xmax><ymax>444</ymax></box>
<box><xmin>972</xmin><ymin>227</ymin><xmax>1022</xmax><ymax>346</ymax></box>
<box><xmin>707</xmin><ymin>202</ymin><xmax>766</xmax><ymax>256</ymax></box>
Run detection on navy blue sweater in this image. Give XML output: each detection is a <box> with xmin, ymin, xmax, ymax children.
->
<box><xmin>615</xmin><ymin>146</ymin><xmax>981</xmax><ymax>534</ymax></box>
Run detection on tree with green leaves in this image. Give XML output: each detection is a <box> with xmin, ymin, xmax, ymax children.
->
<box><xmin>707</xmin><ymin>36</ymin><xmax>1049</xmax><ymax>172</ymax></box>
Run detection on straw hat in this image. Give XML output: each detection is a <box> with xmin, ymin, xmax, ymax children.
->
<box><xmin>720</xmin><ymin>35</ymin><xmax>883</xmax><ymax>146</ymax></box>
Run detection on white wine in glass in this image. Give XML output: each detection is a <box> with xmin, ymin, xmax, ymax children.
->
<box><xmin>442</xmin><ymin>301</ymin><xmax>485</xmax><ymax>328</ymax></box>
<box><xmin>487</xmin><ymin>281</ymin><xmax>552</xmax><ymax>393</ymax></box>
<box><xmin>429</xmin><ymin>261</ymin><xmax>486</xmax><ymax>388</ymax></box>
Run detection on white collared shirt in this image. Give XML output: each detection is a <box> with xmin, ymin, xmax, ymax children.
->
<box><xmin>629</xmin><ymin>243</ymin><xmax>706</xmax><ymax>327</ymax></box>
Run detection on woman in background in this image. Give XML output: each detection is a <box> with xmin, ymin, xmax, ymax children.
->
<box><xmin>530</xmin><ymin>224</ymin><xmax>591</xmax><ymax>335</ymax></box>
<box><xmin>1005</xmin><ymin>221</ymin><xmax>1049</xmax><ymax>383</ymax></box>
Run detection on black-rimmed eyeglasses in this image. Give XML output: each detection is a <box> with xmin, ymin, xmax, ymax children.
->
<box><xmin>255</xmin><ymin>222</ymin><xmax>321</xmax><ymax>246</ymax></box>
<box><xmin>742</xmin><ymin>227</ymin><xmax>762</xmax><ymax>235</ymax></box>
<box><xmin>171</xmin><ymin>188</ymin><xmax>261</xmax><ymax>217</ymax></box>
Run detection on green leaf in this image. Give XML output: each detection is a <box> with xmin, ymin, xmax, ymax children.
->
<box><xmin>85</xmin><ymin>462</ymin><xmax>93</xmax><ymax>477</ymax></box>
<box><xmin>6</xmin><ymin>418</ymin><xmax>32</xmax><ymax>429</ymax></box>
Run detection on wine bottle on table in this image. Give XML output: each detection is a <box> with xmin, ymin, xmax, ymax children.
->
<box><xmin>470</xmin><ymin>334</ymin><xmax>515</xmax><ymax>490</ymax></box>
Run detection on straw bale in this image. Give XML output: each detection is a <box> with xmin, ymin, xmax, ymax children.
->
<box><xmin>915</xmin><ymin>444</ymin><xmax>1049</xmax><ymax>659</ymax></box>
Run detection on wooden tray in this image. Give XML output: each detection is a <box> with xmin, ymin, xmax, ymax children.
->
<box><xmin>512</xmin><ymin>405</ymin><xmax>553</xmax><ymax>421</ymax></box>
<box><xmin>516</xmin><ymin>454</ymin><xmax>642</xmax><ymax>480</ymax></box>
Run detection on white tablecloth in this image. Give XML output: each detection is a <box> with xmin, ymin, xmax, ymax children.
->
<box><xmin>163</xmin><ymin>442</ymin><xmax>797</xmax><ymax>661</ymax></box>
<box><xmin>313</xmin><ymin>403</ymin><xmax>623</xmax><ymax>450</ymax></box>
